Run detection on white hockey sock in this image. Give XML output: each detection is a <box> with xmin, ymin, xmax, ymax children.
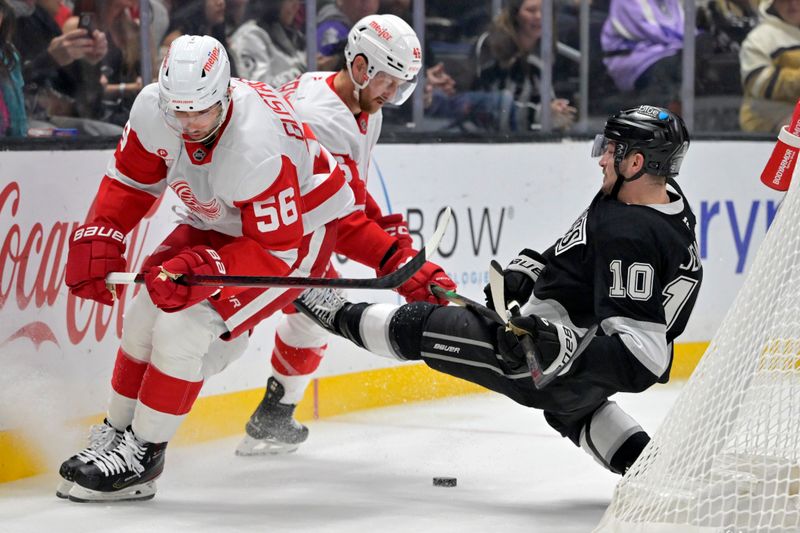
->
<box><xmin>579</xmin><ymin>401</ymin><xmax>645</xmax><ymax>474</ymax></box>
<box><xmin>272</xmin><ymin>372</ymin><xmax>314</xmax><ymax>405</ymax></box>
<box><xmin>359</xmin><ymin>303</ymin><xmax>402</xmax><ymax>359</ymax></box>
<box><xmin>106</xmin><ymin>390</ymin><xmax>137</xmax><ymax>431</ymax></box>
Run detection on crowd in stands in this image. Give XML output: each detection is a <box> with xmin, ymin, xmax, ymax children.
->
<box><xmin>0</xmin><ymin>0</ymin><xmax>794</xmax><ymax>138</ymax></box>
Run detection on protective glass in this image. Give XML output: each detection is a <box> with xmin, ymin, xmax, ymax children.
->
<box><xmin>372</xmin><ymin>70</ymin><xmax>417</xmax><ymax>106</ymax></box>
<box><xmin>591</xmin><ymin>134</ymin><xmax>610</xmax><ymax>157</ymax></box>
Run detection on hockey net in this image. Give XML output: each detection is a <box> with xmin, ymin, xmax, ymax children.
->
<box><xmin>595</xmin><ymin>164</ymin><xmax>800</xmax><ymax>532</ymax></box>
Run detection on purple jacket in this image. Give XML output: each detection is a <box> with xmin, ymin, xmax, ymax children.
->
<box><xmin>601</xmin><ymin>0</ymin><xmax>684</xmax><ymax>91</ymax></box>
<box><xmin>317</xmin><ymin>3</ymin><xmax>350</xmax><ymax>57</ymax></box>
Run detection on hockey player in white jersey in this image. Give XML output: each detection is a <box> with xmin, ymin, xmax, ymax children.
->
<box><xmin>56</xmin><ymin>34</ymin><xmax>364</xmax><ymax>502</ymax></box>
<box><xmin>236</xmin><ymin>14</ymin><xmax>457</xmax><ymax>456</ymax></box>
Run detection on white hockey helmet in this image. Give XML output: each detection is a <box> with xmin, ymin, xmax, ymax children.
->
<box><xmin>344</xmin><ymin>14</ymin><xmax>423</xmax><ymax>105</ymax></box>
<box><xmin>158</xmin><ymin>34</ymin><xmax>231</xmax><ymax>140</ymax></box>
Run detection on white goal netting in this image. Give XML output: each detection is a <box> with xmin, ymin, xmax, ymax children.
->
<box><xmin>595</xmin><ymin>173</ymin><xmax>800</xmax><ymax>532</ymax></box>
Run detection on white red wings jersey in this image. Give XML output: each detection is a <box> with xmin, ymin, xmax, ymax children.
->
<box><xmin>105</xmin><ymin>79</ymin><xmax>353</xmax><ymax>268</ymax></box>
<box><xmin>278</xmin><ymin>72</ymin><xmax>382</xmax><ymax>213</ymax></box>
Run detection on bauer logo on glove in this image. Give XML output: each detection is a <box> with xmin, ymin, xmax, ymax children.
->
<box><xmin>72</xmin><ymin>225</ymin><xmax>125</xmax><ymax>243</ymax></box>
<box><xmin>65</xmin><ymin>222</ymin><xmax>128</xmax><ymax>306</ymax></box>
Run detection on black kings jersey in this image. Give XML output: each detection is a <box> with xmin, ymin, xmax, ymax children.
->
<box><xmin>521</xmin><ymin>179</ymin><xmax>703</xmax><ymax>382</ymax></box>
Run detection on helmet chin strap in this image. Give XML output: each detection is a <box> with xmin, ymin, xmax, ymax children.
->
<box><xmin>610</xmin><ymin>148</ymin><xmax>646</xmax><ymax>199</ymax></box>
<box><xmin>346</xmin><ymin>60</ymin><xmax>372</xmax><ymax>111</ymax></box>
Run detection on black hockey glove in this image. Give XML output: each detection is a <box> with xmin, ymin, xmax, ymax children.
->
<box><xmin>484</xmin><ymin>249</ymin><xmax>545</xmax><ymax>311</ymax></box>
<box><xmin>496</xmin><ymin>315</ymin><xmax>580</xmax><ymax>383</ymax></box>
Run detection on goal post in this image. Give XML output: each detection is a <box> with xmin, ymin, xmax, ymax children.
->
<box><xmin>595</xmin><ymin>133</ymin><xmax>800</xmax><ymax>533</ymax></box>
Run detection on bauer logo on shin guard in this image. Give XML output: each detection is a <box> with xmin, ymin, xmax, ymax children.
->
<box><xmin>433</xmin><ymin>343</ymin><xmax>461</xmax><ymax>354</ymax></box>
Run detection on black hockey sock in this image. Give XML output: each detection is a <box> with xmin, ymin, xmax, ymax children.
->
<box><xmin>334</xmin><ymin>303</ymin><xmax>370</xmax><ymax>348</ymax></box>
<box><xmin>387</xmin><ymin>302</ymin><xmax>437</xmax><ymax>360</ymax></box>
<box><xmin>609</xmin><ymin>431</ymin><xmax>650</xmax><ymax>475</ymax></box>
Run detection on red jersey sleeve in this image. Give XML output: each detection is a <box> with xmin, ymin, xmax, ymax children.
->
<box><xmin>364</xmin><ymin>191</ymin><xmax>384</xmax><ymax>220</ymax></box>
<box><xmin>334</xmin><ymin>210</ymin><xmax>398</xmax><ymax>269</ymax></box>
<box><xmin>91</xmin><ymin>124</ymin><xmax>166</xmax><ymax>232</ymax></box>
<box><xmin>113</xmin><ymin>123</ymin><xmax>168</xmax><ymax>186</ymax></box>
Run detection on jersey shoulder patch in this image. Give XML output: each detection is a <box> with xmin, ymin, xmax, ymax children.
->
<box><xmin>555</xmin><ymin>208</ymin><xmax>588</xmax><ymax>255</ymax></box>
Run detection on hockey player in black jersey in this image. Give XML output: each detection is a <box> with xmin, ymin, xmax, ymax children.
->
<box><xmin>293</xmin><ymin>105</ymin><xmax>702</xmax><ymax>476</ymax></box>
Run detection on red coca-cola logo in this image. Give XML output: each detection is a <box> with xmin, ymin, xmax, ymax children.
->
<box><xmin>0</xmin><ymin>181</ymin><xmax>161</xmax><ymax>349</ymax></box>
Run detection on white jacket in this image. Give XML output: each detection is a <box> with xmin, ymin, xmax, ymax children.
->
<box><xmin>229</xmin><ymin>20</ymin><xmax>307</xmax><ymax>87</ymax></box>
<box><xmin>739</xmin><ymin>0</ymin><xmax>800</xmax><ymax>132</ymax></box>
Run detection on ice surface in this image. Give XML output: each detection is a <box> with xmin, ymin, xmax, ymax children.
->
<box><xmin>0</xmin><ymin>385</ymin><xmax>680</xmax><ymax>533</ymax></box>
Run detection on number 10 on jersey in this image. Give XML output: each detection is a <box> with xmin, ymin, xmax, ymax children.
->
<box><xmin>609</xmin><ymin>260</ymin><xmax>698</xmax><ymax>329</ymax></box>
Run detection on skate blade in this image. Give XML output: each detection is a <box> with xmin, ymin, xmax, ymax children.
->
<box><xmin>235</xmin><ymin>435</ymin><xmax>300</xmax><ymax>456</ymax></box>
<box><xmin>67</xmin><ymin>481</ymin><xmax>156</xmax><ymax>503</ymax></box>
<box><xmin>56</xmin><ymin>479</ymin><xmax>73</xmax><ymax>499</ymax></box>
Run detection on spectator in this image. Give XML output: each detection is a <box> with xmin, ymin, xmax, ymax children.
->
<box><xmin>601</xmin><ymin>0</ymin><xmax>684</xmax><ymax>112</ymax></box>
<box><xmin>149</xmin><ymin>0</ymin><xmax>171</xmax><ymax>52</ymax></box>
<box><xmin>12</xmin><ymin>0</ymin><xmax>108</xmax><ymax>129</ymax></box>
<box><xmin>739</xmin><ymin>0</ymin><xmax>800</xmax><ymax>133</ymax></box>
<box><xmin>701</xmin><ymin>0</ymin><xmax>758</xmax><ymax>53</ymax></box>
<box><xmin>225</xmin><ymin>0</ymin><xmax>248</xmax><ymax>34</ymax></box>
<box><xmin>376</xmin><ymin>0</ymin><xmax>457</xmax><ymax>103</ymax></box>
<box><xmin>38</xmin><ymin>0</ymin><xmax>72</xmax><ymax>28</ymax></box>
<box><xmin>164</xmin><ymin>0</ymin><xmax>237</xmax><ymax>75</ymax></box>
<box><xmin>370</xmin><ymin>0</ymin><xmax>473</xmax><ymax>130</ymax></box>
<box><xmin>474</xmin><ymin>0</ymin><xmax>576</xmax><ymax>131</ymax></box>
<box><xmin>229</xmin><ymin>0</ymin><xmax>305</xmax><ymax>86</ymax></box>
<box><xmin>317</xmin><ymin>0</ymin><xmax>378</xmax><ymax>71</ymax></box>
<box><xmin>692</xmin><ymin>0</ymin><xmax>757</xmax><ymax>105</ymax></box>
<box><xmin>0</xmin><ymin>0</ymin><xmax>26</xmax><ymax>136</ymax></box>
<box><xmin>379</xmin><ymin>0</ymin><xmax>409</xmax><ymax>18</ymax></box>
<box><xmin>66</xmin><ymin>0</ymin><xmax>151</xmax><ymax>126</ymax></box>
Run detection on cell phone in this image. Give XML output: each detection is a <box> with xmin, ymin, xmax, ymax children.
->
<box><xmin>78</xmin><ymin>12</ymin><xmax>97</xmax><ymax>36</ymax></box>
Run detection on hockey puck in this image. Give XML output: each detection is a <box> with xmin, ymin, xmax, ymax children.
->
<box><xmin>433</xmin><ymin>477</ymin><xmax>457</xmax><ymax>487</ymax></box>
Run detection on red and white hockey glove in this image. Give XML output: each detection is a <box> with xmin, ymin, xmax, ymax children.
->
<box><xmin>378</xmin><ymin>247</ymin><xmax>457</xmax><ymax>304</ymax></box>
<box><xmin>144</xmin><ymin>246</ymin><xmax>225</xmax><ymax>312</ymax></box>
<box><xmin>376</xmin><ymin>213</ymin><xmax>412</xmax><ymax>249</ymax></box>
<box><xmin>66</xmin><ymin>223</ymin><xmax>127</xmax><ymax>306</ymax></box>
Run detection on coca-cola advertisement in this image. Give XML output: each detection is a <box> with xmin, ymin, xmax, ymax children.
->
<box><xmin>0</xmin><ymin>151</ymin><xmax>177</xmax><ymax>434</ymax></box>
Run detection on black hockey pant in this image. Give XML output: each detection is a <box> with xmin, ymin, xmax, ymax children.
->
<box><xmin>388</xmin><ymin>302</ymin><xmax>620</xmax><ymax>447</ymax></box>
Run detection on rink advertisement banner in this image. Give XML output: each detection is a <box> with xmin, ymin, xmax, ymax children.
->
<box><xmin>0</xmin><ymin>141</ymin><xmax>780</xmax><ymax>433</ymax></box>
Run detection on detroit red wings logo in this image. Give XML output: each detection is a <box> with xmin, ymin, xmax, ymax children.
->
<box><xmin>170</xmin><ymin>180</ymin><xmax>221</xmax><ymax>220</ymax></box>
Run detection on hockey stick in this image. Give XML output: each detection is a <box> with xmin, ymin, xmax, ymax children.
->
<box><xmin>429</xmin><ymin>285</ymin><xmax>504</xmax><ymax>324</ymax></box>
<box><xmin>105</xmin><ymin>208</ymin><xmax>452</xmax><ymax>290</ymax></box>
<box><xmin>488</xmin><ymin>260</ymin><xmax>552</xmax><ymax>389</ymax></box>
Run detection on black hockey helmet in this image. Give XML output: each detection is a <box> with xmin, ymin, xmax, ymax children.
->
<box><xmin>592</xmin><ymin>105</ymin><xmax>690</xmax><ymax>196</ymax></box>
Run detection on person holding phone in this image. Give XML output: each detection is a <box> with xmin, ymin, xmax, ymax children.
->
<box><xmin>63</xmin><ymin>0</ymin><xmax>152</xmax><ymax>125</ymax></box>
<box><xmin>11</xmin><ymin>0</ymin><xmax>107</xmax><ymax>124</ymax></box>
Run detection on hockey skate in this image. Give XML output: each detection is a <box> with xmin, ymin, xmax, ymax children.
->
<box><xmin>56</xmin><ymin>419</ymin><xmax>122</xmax><ymax>499</ymax></box>
<box><xmin>68</xmin><ymin>427</ymin><xmax>167</xmax><ymax>503</ymax></box>
<box><xmin>236</xmin><ymin>377</ymin><xmax>309</xmax><ymax>456</ymax></box>
<box><xmin>292</xmin><ymin>287</ymin><xmax>348</xmax><ymax>333</ymax></box>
